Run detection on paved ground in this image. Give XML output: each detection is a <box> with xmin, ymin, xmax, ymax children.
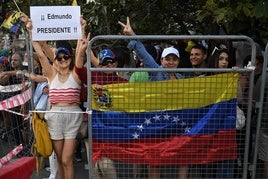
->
<box><xmin>31</xmin><ymin>159</ymin><xmax>89</xmax><ymax>179</ymax></box>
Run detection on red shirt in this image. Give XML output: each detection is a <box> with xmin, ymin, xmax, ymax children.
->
<box><xmin>75</xmin><ymin>66</ymin><xmax>128</xmax><ymax>85</ymax></box>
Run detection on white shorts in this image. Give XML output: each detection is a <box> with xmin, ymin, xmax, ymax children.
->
<box><xmin>45</xmin><ymin>106</ymin><xmax>83</xmax><ymax>140</ymax></box>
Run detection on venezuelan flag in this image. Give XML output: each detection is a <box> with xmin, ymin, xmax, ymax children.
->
<box><xmin>1</xmin><ymin>11</ymin><xmax>20</xmax><ymax>32</ymax></box>
<box><xmin>92</xmin><ymin>73</ymin><xmax>238</xmax><ymax>165</ymax></box>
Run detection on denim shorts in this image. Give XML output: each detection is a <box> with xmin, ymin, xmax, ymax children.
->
<box><xmin>45</xmin><ymin>106</ymin><xmax>83</xmax><ymax>140</ymax></box>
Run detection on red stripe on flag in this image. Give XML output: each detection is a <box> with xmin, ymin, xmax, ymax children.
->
<box><xmin>93</xmin><ymin>130</ymin><xmax>237</xmax><ymax>166</ymax></box>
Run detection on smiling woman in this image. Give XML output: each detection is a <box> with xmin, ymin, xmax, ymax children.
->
<box><xmin>21</xmin><ymin>13</ymin><xmax>84</xmax><ymax>179</ymax></box>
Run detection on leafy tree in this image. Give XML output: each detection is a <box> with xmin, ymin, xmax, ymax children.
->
<box><xmin>196</xmin><ymin>0</ymin><xmax>268</xmax><ymax>48</ymax></box>
<box><xmin>79</xmin><ymin>0</ymin><xmax>200</xmax><ymax>48</ymax></box>
<box><xmin>5</xmin><ymin>0</ymin><xmax>71</xmax><ymax>15</ymax></box>
<box><xmin>2</xmin><ymin>0</ymin><xmax>267</xmax><ymax>49</ymax></box>
<box><xmin>80</xmin><ymin>0</ymin><xmax>199</xmax><ymax>36</ymax></box>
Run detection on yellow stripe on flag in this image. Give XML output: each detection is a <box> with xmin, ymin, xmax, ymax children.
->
<box><xmin>1</xmin><ymin>11</ymin><xmax>20</xmax><ymax>29</ymax></box>
<box><xmin>91</xmin><ymin>73</ymin><xmax>238</xmax><ymax>112</ymax></box>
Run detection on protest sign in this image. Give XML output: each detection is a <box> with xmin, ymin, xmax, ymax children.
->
<box><xmin>30</xmin><ymin>6</ymin><xmax>82</xmax><ymax>41</ymax></box>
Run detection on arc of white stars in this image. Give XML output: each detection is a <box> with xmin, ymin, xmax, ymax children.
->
<box><xmin>133</xmin><ymin>114</ymin><xmax>188</xmax><ymax>140</ymax></box>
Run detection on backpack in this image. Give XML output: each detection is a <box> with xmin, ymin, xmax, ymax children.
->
<box><xmin>31</xmin><ymin>112</ymin><xmax>53</xmax><ymax>171</ymax></box>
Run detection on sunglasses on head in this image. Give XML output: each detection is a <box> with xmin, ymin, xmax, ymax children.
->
<box><xmin>101</xmin><ymin>59</ymin><xmax>116</xmax><ymax>66</ymax></box>
<box><xmin>56</xmin><ymin>55</ymin><xmax>70</xmax><ymax>61</ymax></box>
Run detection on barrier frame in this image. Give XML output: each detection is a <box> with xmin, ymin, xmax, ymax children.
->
<box><xmin>252</xmin><ymin>43</ymin><xmax>268</xmax><ymax>179</ymax></box>
<box><xmin>86</xmin><ymin>35</ymin><xmax>256</xmax><ymax>179</ymax></box>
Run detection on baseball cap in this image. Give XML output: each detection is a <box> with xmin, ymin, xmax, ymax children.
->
<box><xmin>55</xmin><ymin>47</ymin><xmax>71</xmax><ymax>57</ymax></box>
<box><xmin>99</xmin><ymin>49</ymin><xmax>116</xmax><ymax>64</ymax></box>
<box><xmin>161</xmin><ymin>47</ymin><xmax>180</xmax><ymax>59</ymax></box>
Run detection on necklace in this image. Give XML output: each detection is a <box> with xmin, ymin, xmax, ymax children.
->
<box><xmin>58</xmin><ymin>71</ymin><xmax>70</xmax><ymax>78</ymax></box>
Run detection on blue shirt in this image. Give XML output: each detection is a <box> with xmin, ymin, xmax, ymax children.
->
<box><xmin>127</xmin><ymin>40</ymin><xmax>184</xmax><ymax>81</ymax></box>
<box><xmin>34</xmin><ymin>82</ymin><xmax>49</xmax><ymax>110</ymax></box>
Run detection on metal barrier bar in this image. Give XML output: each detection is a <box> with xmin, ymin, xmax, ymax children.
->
<box><xmin>252</xmin><ymin>43</ymin><xmax>268</xmax><ymax>179</ymax></box>
<box><xmin>85</xmin><ymin>35</ymin><xmax>256</xmax><ymax>179</ymax></box>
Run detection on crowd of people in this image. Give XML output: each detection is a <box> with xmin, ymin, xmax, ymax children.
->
<box><xmin>0</xmin><ymin>12</ymin><xmax>267</xmax><ymax>179</ymax></box>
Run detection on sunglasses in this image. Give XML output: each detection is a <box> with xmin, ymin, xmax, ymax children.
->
<box><xmin>101</xmin><ymin>60</ymin><xmax>116</xmax><ymax>66</ymax></box>
<box><xmin>56</xmin><ymin>55</ymin><xmax>70</xmax><ymax>61</ymax></box>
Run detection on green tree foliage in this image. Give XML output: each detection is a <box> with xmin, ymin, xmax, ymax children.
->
<box><xmin>6</xmin><ymin>0</ymin><xmax>71</xmax><ymax>14</ymax></box>
<box><xmin>80</xmin><ymin>0</ymin><xmax>199</xmax><ymax>36</ymax></box>
<box><xmin>79</xmin><ymin>0</ymin><xmax>201</xmax><ymax>48</ymax></box>
<box><xmin>3</xmin><ymin>0</ymin><xmax>268</xmax><ymax>48</ymax></box>
<box><xmin>196</xmin><ymin>0</ymin><xmax>268</xmax><ymax>48</ymax></box>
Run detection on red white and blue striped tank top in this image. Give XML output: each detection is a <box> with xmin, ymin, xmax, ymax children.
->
<box><xmin>49</xmin><ymin>73</ymin><xmax>81</xmax><ymax>104</ymax></box>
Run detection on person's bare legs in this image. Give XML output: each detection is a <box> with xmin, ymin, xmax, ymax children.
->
<box><xmin>148</xmin><ymin>166</ymin><xmax>160</xmax><ymax>179</ymax></box>
<box><xmin>178</xmin><ymin>165</ymin><xmax>189</xmax><ymax>179</ymax></box>
<box><xmin>53</xmin><ymin>140</ymin><xmax>64</xmax><ymax>179</ymax></box>
<box><xmin>53</xmin><ymin>139</ymin><xmax>77</xmax><ymax>179</ymax></box>
<box><xmin>62</xmin><ymin>139</ymin><xmax>77</xmax><ymax>179</ymax></box>
<box><xmin>84</xmin><ymin>139</ymin><xmax>89</xmax><ymax>164</ymax></box>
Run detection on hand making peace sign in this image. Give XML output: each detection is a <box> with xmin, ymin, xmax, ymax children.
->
<box><xmin>118</xmin><ymin>17</ymin><xmax>135</xmax><ymax>36</ymax></box>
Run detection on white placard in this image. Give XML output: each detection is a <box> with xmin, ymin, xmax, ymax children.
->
<box><xmin>30</xmin><ymin>6</ymin><xmax>82</xmax><ymax>41</ymax></box>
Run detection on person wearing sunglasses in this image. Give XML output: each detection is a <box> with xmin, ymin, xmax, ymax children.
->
<box><xmin>98</xmin><ymin>49</ymin><xmax>118</xmax><ymax>70</ymax></box>
<box><xmin>118</xmin><ymin>17</ymin><xmax>186</xmax><ymax>179</ymax></box>
<box><xmin>75</xmin><ymin>33</ymin><xmax>128</xmax><ymax>178</ymax></box>
<box><xmin>75</xmin><ymin>45</ymin><xmax>127</xmax><ymax>85</ymax></box>
<box><xmin>34</xmin><ymin>43</ymin><xmax>83</xmax><ymax>179</ymax></box>
<box><xmin>23</xmin><ymin>18</ymin><xmax>84</xmax><ymax>179</ymax></box>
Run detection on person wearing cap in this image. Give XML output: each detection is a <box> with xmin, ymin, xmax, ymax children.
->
<box><xmin>98</xmin><ymin>49</ymin><xmax>117</xmax><ymax>70</ymax></box>
<box><xmin>129</xmin><ymin>44</ymin><xmax>160</xmax><ymax>83</ymax></box>
<box><xmin>75</xmin><ymin>35</ymin><xmax>127</xmax><ymax>85</ymax></box>
<box><xmin>32</xmin><ymin>41</ymin><xmax>83</xmax><ymax>179</ymax></box>
<box><xmin>118</xmin><ymin>17</ymin><xmax>187</xmax><ymax>179</ymax></box>
<box><xmin>75</xmin><ymin>33</ymin><xmax>127</xmax><ymax>178</ymax></box>
<box><xmin>23</xmin><ymin>18</ymin><xmax>84</xmax><ymax>178</ymax></box>
<box><xmin>118</xmin><ymin>17</ymin><xmax>183</xmax><ymax>82</ymax></box>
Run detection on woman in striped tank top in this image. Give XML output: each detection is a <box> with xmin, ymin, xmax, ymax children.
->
<box><xmin>34</xmin><ymin>42</ymin><xmax>83</xmax><ymax>179</ymax></box>
<box><xmin>27</xmin><ymin>28</ymin><xmax>83</xmax><ymax>179</ymax></box>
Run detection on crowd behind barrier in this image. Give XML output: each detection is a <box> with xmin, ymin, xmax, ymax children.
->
<box><xmin>0</xmin><ymin>29</ymin><xmax>268</xmax><ymax>179</ymax></box>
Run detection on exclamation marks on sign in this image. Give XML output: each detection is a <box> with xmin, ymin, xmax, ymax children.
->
<box><xmin>41</xmin><ymin>15</ymin><xmax>45</xmax><ymax>21</ymax></box>
<box><xmin>74</xmin><ymin>27</ymin><xmax>77</xmax><ymax>33</ymax></box>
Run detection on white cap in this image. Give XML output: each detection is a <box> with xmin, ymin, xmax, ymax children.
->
<box><xmin>161</xmin><ymin>47</ymin><xmax>180</xmax><ymax>59</ymax></box>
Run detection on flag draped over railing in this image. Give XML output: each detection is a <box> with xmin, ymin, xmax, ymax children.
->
<box><xmin>91</xmin><ymin>73</ymin><xmax>239</xmax><ymax>165</ymax></box>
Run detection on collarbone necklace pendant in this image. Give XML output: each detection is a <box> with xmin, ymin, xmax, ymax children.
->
<box><xmin>59</xmin><ymin>71</ymin><xmax>70</xmax><ymax>78</ymax></box>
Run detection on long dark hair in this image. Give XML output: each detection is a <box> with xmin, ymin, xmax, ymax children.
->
<box><xmin>208</xmin><ymin>49</ymin><xmax>231</xmax><ymax>68</ymax></box>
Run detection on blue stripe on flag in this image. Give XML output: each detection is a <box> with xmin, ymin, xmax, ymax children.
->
<box><xmin>92</xmin><ymin>99</ymin><xmax>237</xmax><ymax>142</ymax></box>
